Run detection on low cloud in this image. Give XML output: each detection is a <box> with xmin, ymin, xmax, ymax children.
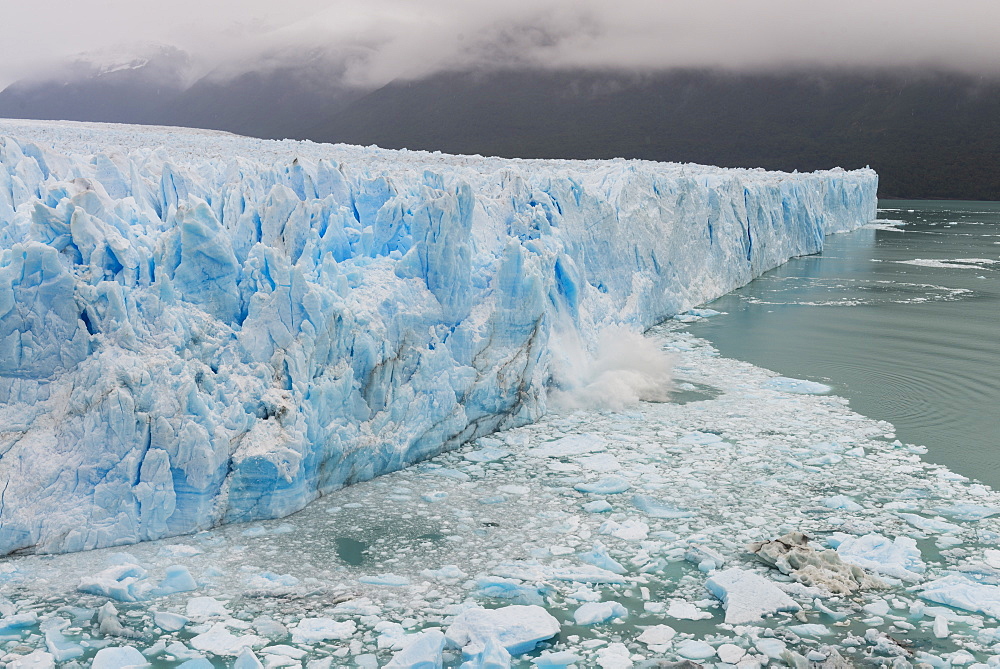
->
<box><xmin>4</xmin><ymin>0</ymin><xmax>999</xmax><ymax>89</ymax></box>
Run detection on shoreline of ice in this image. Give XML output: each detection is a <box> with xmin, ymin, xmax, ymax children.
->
<box><xmin>3</xmin><ymin>326</ymin><xmax>1000</xmax><ymax>667</ymax></box>
<box><xmin>0</xmin><ymin>119</ymin><xmax>876</xmax><ymax>556</ymax></box>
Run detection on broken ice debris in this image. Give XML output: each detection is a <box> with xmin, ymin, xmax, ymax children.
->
<box><xmin>836</xmin><ymin>533</ymin><xmax>925</xmax><ymax>582</ymax></box>
<box><xmin>749</xmin><ymin>532</ymin><xmax>883</xmax><ymax>594</ymax></box>
<box><xmin>763</xmin><ymin>377</ymin><xmax>832</xmax><ymax>394</ymax></box>
<box><xmin>918</xmin><ymin>574</ymin><xmax>1000</xmax><ymax>618</ymax></box>
<box><xmin>385</xmin><ymin>629</ymin><xmax>446</xmax><ymax>669</ymax></box>
<box><xmin>445</xmin><ymin>605</ymin><xmax>560</xmax><ymax>656</ymax></box>
<box><xmin>705</xmin><ymin>567</ymin><xmax>800</xmax><ymax>624</ymax></box>
<box><xmin>573</xmin><ymin>602</ymin><xmax>628</xmax><ymax>625</ymax></box>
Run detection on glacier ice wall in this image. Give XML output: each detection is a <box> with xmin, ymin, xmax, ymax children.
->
<box><xmin>0</xmin><ymin>120</ymin><xmax>877</xmax><ymax>555</ymax></box>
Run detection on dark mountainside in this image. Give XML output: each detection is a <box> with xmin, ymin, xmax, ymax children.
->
<box><xmin>1</xmin><ymin>65</ymin><xmax>997</xmax><ymax>199</ymax></box>
<box><xmin>0</xmin><ymin>50</ymin><xmax>367</xmax><ymax>139</ymax></box>
<box><xmin>310</xmin><ymin>69</ymin><xmax>1000</xmax><ymax>200</ymax></box>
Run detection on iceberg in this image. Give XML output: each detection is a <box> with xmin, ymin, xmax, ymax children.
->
<box><xmin>0</xmin><ymin>119</ymin><xmax>877</xmax><ymax>555</ymax></box>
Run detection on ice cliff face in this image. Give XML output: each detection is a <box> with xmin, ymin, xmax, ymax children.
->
<box><xmin>0</xmin><ymin>120</ymin><xmax>877</xmax><ymax>555</ymax></box>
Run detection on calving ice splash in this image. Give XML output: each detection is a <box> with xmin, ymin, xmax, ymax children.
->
<box><xmin>0</xmin><ymin>118</ymin><xmax>875</xmax><ymax>557</ymax></box>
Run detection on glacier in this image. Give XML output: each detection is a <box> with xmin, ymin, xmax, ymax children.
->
<box><xmin>0</xmin><ymin>119</ymin><xmax>877</xmax><ymax>556</ymax></box>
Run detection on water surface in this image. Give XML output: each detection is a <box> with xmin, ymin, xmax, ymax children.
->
<box><xmin>688</xmin><ymin>200</ymin><xmax>1000</xmax><ymax>486</ymax></box>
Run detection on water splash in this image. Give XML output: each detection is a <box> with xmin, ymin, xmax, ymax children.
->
<box><xmin>548</xmin><ymin>325</ymin><xmax>674</xmax><ymax>411</ymax></box>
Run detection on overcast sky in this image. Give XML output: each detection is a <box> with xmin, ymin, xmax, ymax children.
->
<box><xmin>3</xmin><ymin>0</ymin><xmax>1000</xmax><ymax>89</ymax></box>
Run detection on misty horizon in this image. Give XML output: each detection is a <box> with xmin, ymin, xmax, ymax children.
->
<box><xmin>4</xmin><ymin>0</ymin><xmax>1000</xmax><ymax>91</ymax></box>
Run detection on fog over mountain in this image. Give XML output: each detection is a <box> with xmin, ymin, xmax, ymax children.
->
<box><xmin>4</xmin><ymin>1</ymin><xmax>1000</xmax><ymax>90</ymax></box>
<box><xmin>2</xmin><ymin>1</ymin><xmax>999</xmax><ymax>199</ymax></box>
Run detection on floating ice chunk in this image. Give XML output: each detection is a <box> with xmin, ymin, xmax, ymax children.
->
<box><xmin>385</xmin><ymin>630</ymin><xmax>446</xmax><ymax>669</ymax></box>
<box><xmin>260</xmin><ymin>645</ymin><xmax>307</xmax><ymax>660</ymax></box>
<box><xmin>574</xmin><ymin>477</ymin><xmax>630</xmax><ymax>495</ymax></box>
<box><xmin>474</xmin><ymin>577</ymin><xmax>547</xmax><ymax>605</ymax></box>
<box><xmin>291</xmin><ymin>618</ymin><xmax>357</xmax><ymax>643</ymax></box>
<box><xmin>529</xmin><ymin>434</ymin><xmax>606</xmax><ymax>458</ymax></box>
<box><xmin>6</xmin><ymin>650</ymin><xmax>55</xmax><ymax>668</ymax></box>
<box><xmin>377</xmin><ymin>622</ymin><xmax>408</xmax><ymax>650</ymax></box>
<box><xmin>461</xmin><ymin>636</ymin><xmax>512</xmax><ymax>668</ymax></box>
<box><xmin>837</xmin><ymin>533</ymin><xmax>925</xmax><ymax>582</ymax></box>
<box><xmin>154</xmin><ymin>611</ymin><xmax>188</xmax><ymax>632</ymax></box>
<box><xmin>190</xmin><ymin>623</ymin><xmax>266</xmax><ymax>656</ymax></box>
<box><xmin>788</xmin><ymin>623</ymin><xmax>832</xmax><ymax>637</ymax></box>
<box><xmin>548</xmin><ymin>566</ymin><xmax>627</xmax><ymax>584</ymax></box>
<box><xmin>863</xmin><ymin>599</ymin><xmax>890</xmax><ymax>616</ymax></box>
<box><xmin>595</xmin><ymin>642</ymin><xmax>633</xmax><ymax>668</ymax></box>
<box><xmin>233</xmin><ymin>649</ymin><xmax>264</xmax><ymax>669</ymax></box>
<box><xmin>685</xmin><ymin>544</ymin><xmax>727</xmax><ymax>569</ymax></box>
<box><xmin>676</xmin><ymin>640</ymin><xmax>717</xmax><ymax>660</ymax></box>
<box><xmin>755</xmin><ymin>638</ymin><xmax>788</xmax><ymax>660</ymax></box>
<box><xmin>822</xmin><ymin>495</ymin><xmax>862</xmax><ymax>511</ymax></box>
<box><xmin>598</xmin><ymin>518</ymin><xmax>648</xmax><ymax>541</ymax></box>
<box><xmin>582</xmin><ymin>500</ymin><xmax>612</xmax><ymax>513</ymax></box>
<box><xmin>186</xmin><ymin>597</ymin><xmax>228</xmax><ymax>619</ymax></box>
<box><xmin>805</xmin><ymin>453</ymin><xmax>843</xmax><ymax>466</ymax></box>
<box><xmin>573</xmin><ymin>453</ymin><xmax>621</xmax><ymax>472</ymax></box>
<box><xmin>91</xmin><ymin>646</ymin><xmax>149</xmax><ymax>669</ymax></box>
<box><xmin>359</xmin><ymin>573</ymin><xmax>411</xmax><ymax>587</ymax></box>
<box><xmin>573</xmin><ymin>602</ymin><xmax>627</xmax><ymax>625</ymax></box>
<box><xmin>158</xmin><ymin>545</ymin><xmax>204</xmax><ymax>558</ymax></box>
<box><xmin>42</xmin><ymin>619</ymin><xmax>83</xmax><ymax>661</ymax></box>
<box><xmin>464</xmin><ymin>448</ymin><xmax>510</xmax><ymax>463</ymax></box>
<box><xmin>665</xmin><ymin>599</ymin><xmax>713</xmax><ymax>621</ymax></box>
<box><xmin>421</xmin><ymin>565</ymin><xmax>468</xmax><ymax>585</ymax></box>
<box><xmin>176</xmin><ymin>660</ymin><xmax>213</xmax><ymax>669</ymax></box>
<box><xmin>919</xmin><ymin>574</ymin><xmax>1000</xmax><ymax>618</ymax></box>
<box><xmin>897</xmin><ymin>513</ymin><xmax>962</xmax><ymax>534</ymax></box>
<box><xmin>764</xmin><ymin>377</ymin><xmax>831</xmax><ymax>394</ymax></box>
<box><xmin>497</xmin><ymin>485</ymin><xmax>530</xmax><ymax>495</ymax></box>
<box><xmin>426</xmin><ymin>467</ymin><xmax>471</xmax><ymax>482</ymax></box>
<box><xmin>637</xmin><ymin>624</ymin><xmax>676</xmax><ymax>646</ymax></box>
<box><xmin>705</xmin><ymin>567</ymin><xmax>800</xmax><ymax>624</ymax></box>
<box><xmin>245</xmin><ymin>572</ymin><xmax>300</xmax><ymax>591</ymax></box>
<box><xmin>77</xmin><ymin>563</ymin><xmax>148</xmax><ymax>602</ymax></box>
<box><xmin>531</xmin><ymin>650</ymin><xmax>584</xmax><ymax>666</ymax></box>
<box><xmin>96</xmin><ymin>603</ymin><xmax>141</xmax><ymax>639</ymax></box>
<box><xmin>631</xmin><ymin>494</ymin><xmax>696</xmax><ymax>519</ymax></box>
<box><xmin>149</xmin><ymin>565</ymin><xmax>197</xmax><ymax>597</ymax></box>
<box><xmin>678</xmin><ymin>431</ymin><xmax>723</xmax><ymax>445</ymax></box>
<box><xmin>445</xmin><ymin>605</ymin><xmax>560</xmax><ymax>656</ymax></box>
<box><xmin>579</xmin><ymin>542</ymin><xmax>627</xmax><ymax>574</ymax></box>
<box><xmin>717</xmin><ymin>644</ymin><xmax>745</xmax><ymax>663</ymax></box>
<box><xmin>935</xmin><ymin>504</ymin><xmax>1000</xmax><ymax>521</ymax></box>
<box><xmin>0</xmin><ymin>612</ymin><xmax>39</xmax><ymax>634</ymax></box>
<box><xmin>421</xmin><ymin>492</ymin><xmax>449</xmax><ymax>503</ymax></box>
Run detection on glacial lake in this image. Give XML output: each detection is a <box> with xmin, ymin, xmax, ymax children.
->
<box><xmin>687</xmin><ymin>200</ymin><xmax>1000</xmax><ymax>487</ymax></box>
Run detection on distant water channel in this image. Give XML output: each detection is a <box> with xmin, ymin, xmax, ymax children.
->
<box><xmin>687</xmin><ymin>200</ymin><xmax>1000</xmax><ymax>487</ymax></box>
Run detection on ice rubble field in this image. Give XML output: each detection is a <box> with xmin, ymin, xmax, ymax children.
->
<box><xmin>5</xmin><ymin>326</ymin><xmax>1000</xmax><ymax>668</ymax></box>
<box><xmin>0</xmin><ymin>119</ymin><xmax>876</xmax><ymax>556</ymax></box>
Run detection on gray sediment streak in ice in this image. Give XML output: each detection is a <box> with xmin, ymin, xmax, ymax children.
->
<box><xmin>748</xmin><ymin>532</ymin><xmax>885</xmax><ymax>594</ymax></box>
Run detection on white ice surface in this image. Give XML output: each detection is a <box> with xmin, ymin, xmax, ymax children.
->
<box><xmin>4</xmin><ymin>324</ymin><xmax>1000</xmax><ymax>666</ymax></box>
<box><xmin>0</xmin><ymin>119</ymin><xmax>876</xmax><ymax>554</ymax></box>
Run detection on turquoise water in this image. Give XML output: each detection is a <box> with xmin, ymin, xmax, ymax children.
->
<box><xmin>688</xmin><ymin>200</ymin><xmax>1000</xmax><ymax>486</ymax></box>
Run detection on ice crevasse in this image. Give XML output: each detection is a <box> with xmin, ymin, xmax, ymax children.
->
<box><xmin>0</xmin><ymin>120</ymin><xmax>877</xmax><ymax>555</ymax></box>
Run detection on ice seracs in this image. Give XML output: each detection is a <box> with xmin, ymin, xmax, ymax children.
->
<box><xmin>0</xmin><ymin>119</ymin><xmax>877</xmax><ymax>555</ymax></box>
